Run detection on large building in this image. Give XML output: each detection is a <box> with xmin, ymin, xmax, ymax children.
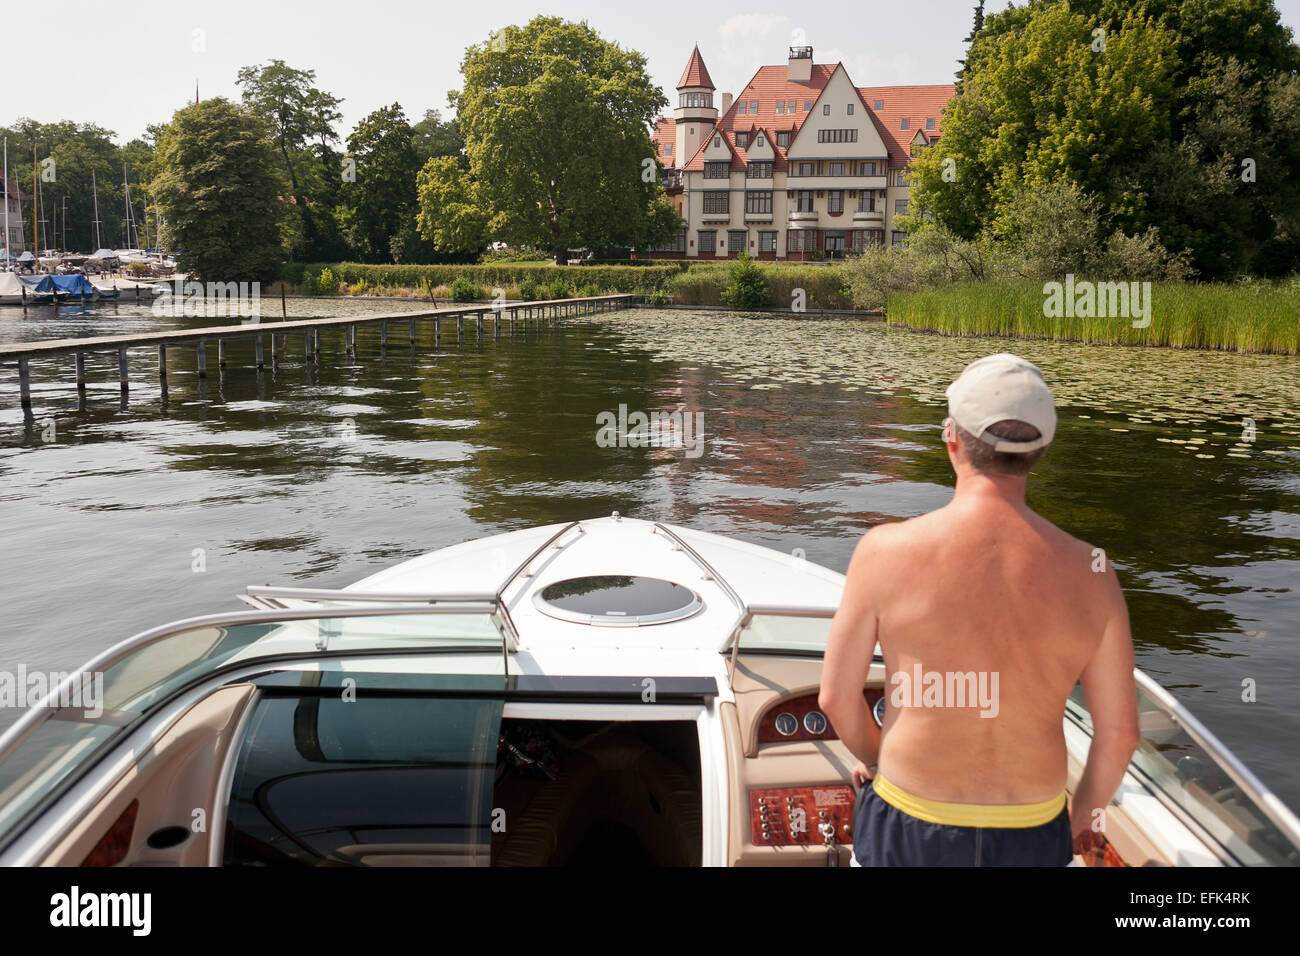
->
<box><xmin>650</xmin><ymin>45</ymin><xmax>954</xmax><ymax>260</ymax></box>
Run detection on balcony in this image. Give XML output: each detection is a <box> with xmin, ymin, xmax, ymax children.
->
<box><xmin>784</xmin><ymin>175</ymin><xmax>888</xmax><ymax>191</ymax></box>
<box><xmin>787</xmin><ymin>209</ymin><xmax>818</xmax><ymax>222</ymax></box>
<box><xmin>853</xmin><ymin>208</ymin><xmax>884</xmax><ymax>221</ymax></box>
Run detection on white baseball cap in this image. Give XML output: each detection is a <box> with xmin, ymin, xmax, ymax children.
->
<box><xmin>945</xmin><ymin>353</ymin><xmax>1056</xmax><ymax>453</ymax></box>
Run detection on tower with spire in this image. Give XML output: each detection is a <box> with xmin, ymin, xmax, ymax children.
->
<box><xmin>673</xmin><ymin>45</ymin><xmax>718</xmax><ymax>169</ymax></box>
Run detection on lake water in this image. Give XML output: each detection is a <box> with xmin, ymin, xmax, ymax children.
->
<box><xmin>2</xmin><ymin>296</ymin><xmax>1298</xmax><ymax>811</ymax></box>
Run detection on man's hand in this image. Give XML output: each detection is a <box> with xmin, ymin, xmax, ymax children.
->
<box><xmin>852</xmin><ymin>761</ymin><xmax>875</xmax><ymax>790</ymax></box>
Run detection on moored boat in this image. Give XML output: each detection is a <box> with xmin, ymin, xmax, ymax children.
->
<box><xmin>0</xmin><ymin>516</ymin><xmax>1295</xmax><ymax>866</ymax></box>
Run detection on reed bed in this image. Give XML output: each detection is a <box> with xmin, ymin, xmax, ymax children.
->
<box><xmin>886</xmin><ymin>281</ymin><xmax>1300</xmax><ymax>354</ymax></box>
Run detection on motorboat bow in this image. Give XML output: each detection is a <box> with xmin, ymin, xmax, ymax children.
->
<box><xmin>0</xmin><ymin>516</ymin><xmax>1296</xmax><ymax>867</ymax></box>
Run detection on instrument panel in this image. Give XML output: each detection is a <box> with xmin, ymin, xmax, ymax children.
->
<box><xmin>748</xmin><ymin>785</ymin><xmax>856</xmax><ymax>847</ymax></box>
<box><xmin>756</xmin><ymin>690</ymin><xmax>885</xmax><ymax>745</ymax></box>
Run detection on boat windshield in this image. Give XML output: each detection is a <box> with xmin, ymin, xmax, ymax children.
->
<box><xmin>0</xmin><ymin>607</ymin><xmax>505</xmax><ymax>855</ymax></box>
<box><xmin>735</xmin><ymin>612</ymin><xmax>835</xmax><ymax>653</ymax></box>
<box><xmin>1067</xmin><ymin>683</ymin><xmax>1300</xmax><ymax>866</ymax></box>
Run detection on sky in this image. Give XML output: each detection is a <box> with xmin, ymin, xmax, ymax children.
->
<box><xmin>3</xmin><ymin>0</ymin><xmax>1300</xmax><ymax>144</ymax></box>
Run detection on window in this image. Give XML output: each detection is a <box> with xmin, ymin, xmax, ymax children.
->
<box><xmin>787</xmin><ymin>229</ymin><xmax>817</xmax><ymax>254</ymax></box>
<box><xmin>663</xmin><ymin>143</ymin><xmax>672</xmax><ymax>157</ymax></box>
<box><xmin>747</xmin><ymin>162</ymin><xmax>773</xmax><ymax>179</ymax></box>
<box><xmin>860</xmin><ymin>161</ymin><xmax>876</xmax><ymax>176</ymax></box>
<box><xmin>703</xmin><ymin>191</ymin><xmax>729</xmax><ymax>214</ymax></box>
<box><xmin>857</xmin><ymin>191</ymin><xmax>875</xmax><ymax>212</ymax></box>
<box><xmin>750</xmin><ymin>100</ymin><xmax>758</xmax><ymax>112</ymax></box>
<box><xmin>895</xmin><ymin>199</ymin><xmax>909</xmax><ymax>215</ymax></box>
<box><xmin>796</xmin><ymin>190</ymin><xmax>814</xmax><ymax>212</ymax></box>
<box><xmin>894</xmin><ymin>168</ymin><xmax>910</xmax><ymax>186</ymax></box>
<box><xmin>777</xmin><ymin>132</ymin><xmax>790</xmax><ymax>148</ymax></box>
<box><xmin>804</xmin><ymin>100</ymin><xmax>813</xmax><ymax>111</ymax></box>
<box><xmin>738</xmin><ymin>102</ymin><xmax>747</xmax><ymax>115</ymax></box>
<box><xmin>728</xmin><ymin>230</ymin><xmax>747</xmax><ymax>252</ymax></box>
<box><xmin>679</xmin><ymin>92</ymin><xmax>713</xmax><ymax>109</ymax></box>
<box><xmin>847</xmin><ymin>103</ymin><xmax>854</xmax><ymax>115</ymax></box>
<box><xmin>735</xmin><ymin>132</ymin><xmax>749</xmax><ymax>148</ymax></box>
<box><xmin>828</xmin><ymin>162</ymin><xmax>845</xmax><ymax>177</ymax></box>
<box><xmin>713</xmin><ymin>135</ymin><xmax>721</xmax><ymax>147</ymax></box>
<box><xmin>823</xmin><ymin>104</ymin><xmax>831</xmax><ymax>116</ymax></box>
<box><xmin>873</xmin><ymin>100</ymin><xmax>883</xmax><ymax>110</ymax></box>
<box><xmin>788</xmin><ymin>100</ymin><xmax>797</xmax><ymax>113</ymax></box>
<box><xmin>828</xmin><ymin>190</ymin><xmax>844</xmax><ymax>213</ymax></box>
<box><xmin>816</xmin><ymin>129</ymin><xmax>858</xmax><ymax>143</ymax></box>
<box><xmin>891</xmin><ymin>231</ymin><xmax>906</xmax><ymax>247</ymax></box>
<box><xmin>797</xmin><ymin>162</ymin><xmax>814</xmax><ymax>176</ymax></box>
<box><xmin>776</xmin><ymin>102</ymin><xmax>785</xmax><ymax>114</ymax></box>
<box><xmin>705</xmin><ymin>161</ymin><xmax>729</xmax><ymax>179</ymax></box>
<box><xmin>698</xmin><ymin>230</ymin><xmax>717</xmax><ymax>252</ymax></box>
<box><xmin>746</xmin><ymin>191</ymin><xmax>772</xmax><ymax>214</ymax></box>
<box><xmin>900</xmin><ymin>118</ymin><xmax>909</xmax><ymax>130</ymax></box>
<box><xmin>755</xmin><ymin>134</ymin><xmax>764</xmax><ymax>147</ymax></box>
<box><xmin>652</xmin><ymin>229</ymin><xmax>687</xmax><ymax>253</ymax></box>
<box><xmin>759</xmin><ymin>231</ymin><xmax>778</xmax><ymax>253</ymax></box>
<box><xmin>926</xmin><ymin>118</ymin><xmax>935</xmax><ymax>131</ymax></box>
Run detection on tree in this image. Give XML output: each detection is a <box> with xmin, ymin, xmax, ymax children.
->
<box><xmin>151</xmin><ymin>99</ymin><xmax>285</xmax><ymax>282</ymax></box>
<box><xmin>446</xmin><ymin>17</ymin><xmax>672</xmax><ymax>264</ymax></box>
<box><xmin>411</xmin><ymin>109</ymin><xmax>466</xmax><ymax>168</ymax></box>
<box><xmin>416</xmin><ymin>155</ymin><xmax>488</xmax><ymax>253</ymax></box>
<box><xmin>339</xmin><ymin>103</ymin><xmax>421</xmax><ymax>262</ymax></box>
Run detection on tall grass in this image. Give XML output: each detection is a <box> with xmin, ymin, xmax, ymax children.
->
<box><xmin>666</xmin><ymin>264</ymin><xmax>849</xmax><ymax>309</ymax></box>
<box><xmin>887</xmin><ymin>280</ymin><xmax>1300</xmax><ymax>354</ymax></box>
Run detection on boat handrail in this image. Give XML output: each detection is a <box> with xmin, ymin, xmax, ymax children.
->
<box><xmin>652</xmin><ymin>522</ymin><xmax>746</xmax><ymax>614</ymax></box>
<box><xmin>494</xmin><ymin>521</ymin><xmax>583</xmax><ymax>604</ymax></box>
<box><xmin>245</xmin><ymin>586</ymin><xmax>500</xmax><ymax>604</ymax></box>
<box><xmin>0</xmin><ymin>603</ymin><xmax>504</xmax><ymax>764</ymax></box>
<box><xmin>1129</xmin><ymin>668</ymin><xmax>1300</xmax><ymax>851</ymax></box>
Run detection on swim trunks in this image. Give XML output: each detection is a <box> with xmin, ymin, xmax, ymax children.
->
<box><xmin>851</xmin><ymin>772</ymin><xmax>1072</xmax><ymax>866</ymax></box>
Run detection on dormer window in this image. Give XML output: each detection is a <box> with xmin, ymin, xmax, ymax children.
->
<box><xmin>663</xmin><ymin>144</ymin><xmax>672</xmax><ymax>156</ymax></box>
<box><xmin>750</xmin><ymin>100</ymin><xmax>758</xmax><ymax>112</ymax></box>
<box><xmin>777</xmin><ymin>131</ymin><xmax>790</xmax><ymax>148</ymax></box>
<box><xmin>926</xmin><ymin>117</ymin><xmax>935</xmax><ymax>130</ymax></box>
<box><xmin>873</xmin><ymin>100</ymin><xmax>883</xmax><ymax>110</ymax></box>
<box><xmin>787</xmin><ymin>100</ymin><xmax>796</xmax><ymax>112</ymax></box>
<box><xmin>776</xmin><ymin>102</ymin><xmax>784</xmax><ymax>114</ymax></box>
<box><xmin>900</xmin><ymin>118</ymin><xmax>909</xmax><ymax>130</ymax></box>
<box><xmin>804</xmin><ymin>100</ymin><xmax>813</xmax><ymax>111</ymax></box>
<box><xmin>736</xmin><ymin>132</ymin><xmax>749</xmax><ymax>148</ymax></box>
<box><xmin>738</xmin><ymin>102</ymin><xmax>747</xmax><ymax>115</ymax></box>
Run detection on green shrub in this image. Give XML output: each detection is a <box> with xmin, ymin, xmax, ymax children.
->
<box><xmin>450</xmin><ymin>276</ymin><xmax>483</xmax><ymax>302</ymax></box>
<box><xmin>518</xmin><ymin>278</ymin><xmax>539</xmax><ymax>301</ymax></box>
<box><xmin>548</xmin><ymin>277</ymin><xmax>572</xmax><ymax>300</ymax></box>
<box><xmin>721</xmin><ymin>253</ymin><xmax>771</xmax><ymax>310</ymax></box>
<box><xmin>317</xmin><ymin>267</ymin><xmax>338</xmax><ymax>295</ymax></box>
<box><xmin>279</xmin><ymin>261</ymin><xmax>678</xmax><ymax>293</ymax></box>
<box><xmin>579</xmin><ymin>283</ymin><xmax>602</xmax><ymax>298</ymax></box>
<box><xmin>300</xmin><ymin>268</ymin><xmax>318</xmax><ymax>296</ymax></box>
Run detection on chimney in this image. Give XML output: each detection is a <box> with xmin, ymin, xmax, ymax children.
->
<box><xmin>722</xmin><ymin>92</ymin><xmax>733</xmax><ymax>113</ymax></box>
<box><xmin>788</xmin><ymin>45</ymin><xmax>812</xmax><ymax>83</ymax></box>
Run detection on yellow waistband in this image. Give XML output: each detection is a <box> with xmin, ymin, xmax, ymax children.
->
<box><xmin>871</xmin><ymin>772</ymin><xmax>1066</xmax><ymax>828</ymax></box>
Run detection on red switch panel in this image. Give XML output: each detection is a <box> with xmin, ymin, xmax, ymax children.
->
<box><xmin>749</xmin><ymin>785</ymin><xmax>856</xmax><ymax>847</ymax></box>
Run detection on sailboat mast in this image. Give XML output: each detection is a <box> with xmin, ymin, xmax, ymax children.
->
<box><xmin>92</xmin><ymin>169</ymin><xmax>101</xmax><ymax>250</ymax></box>
<box><xmin>32</xmin><ymin>144</ymin><xmax>39</xmax><ymax>262</ymax></box>
<box><xmin>3</xmin><ymin>136</ymin><xmax>9</xmax><ymax>270</ymax></box>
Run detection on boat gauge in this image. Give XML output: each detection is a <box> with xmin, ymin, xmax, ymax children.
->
<box><xmin>803</xmin><ymin>711</ymin><xmax>828</xmax><ymax>735</ymax></box>
<box><xmin>872</xmin><ymin>696</ymin><xmax>886</xmax><ymax>728</ymax></box>
<box><xmin>774</xmin><ymin>712</ymin><xmax>799</xmax><ymax>736</ymax></box>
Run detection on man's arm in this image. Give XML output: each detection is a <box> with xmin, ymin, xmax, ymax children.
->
<box><xmin>1070</xmin><ymin>567</ymin><xmax>1140</xmax><ymax>842</ymax></box>
<box><xmin>820</xmin><ymin>530</ymin><xmax>884</xmax><ymax>784</ymax></box>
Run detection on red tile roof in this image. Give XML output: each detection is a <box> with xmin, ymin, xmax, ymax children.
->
<box><xmin>0</xmin><ymin>174</ymin><xmax>28</xmax><ymax>202</ymax></box>
<box><xmin>673</xmin><ymin>55</ymin><xmax>955</xmax><ymax>174</ymax></box>
<box><xmin>857</xmin><ymin>85</ymin><xmax>956</xmax><ymax>166</ymax></box>
<box><xmin>678</xmin><ymin>45</ymin><xmax>715</xmax><ymax>90</ymax></box>
<box><xmin>652</xmin><ymin>116</ymin><xmax>677</xmax><ymax>167</ymax></box>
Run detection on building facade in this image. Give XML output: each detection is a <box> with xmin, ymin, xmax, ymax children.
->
<box><xmin>650</xmin><ymin>45</ymin><xmax>954</xmax><ymax>260</ymax></box>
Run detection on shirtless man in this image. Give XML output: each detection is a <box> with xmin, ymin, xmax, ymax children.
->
<box><xmin>819</xmin><ymin>353</ymin><xmax>1139</xmax><ymax>866</ymax></box>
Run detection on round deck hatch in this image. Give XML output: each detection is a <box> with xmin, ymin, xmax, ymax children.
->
<box><xmin>533</xmin><ymin>575</ymin><xmax>703</xmax><ymax>626</ymax></box>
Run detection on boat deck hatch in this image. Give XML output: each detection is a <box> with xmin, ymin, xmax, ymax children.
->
<box><xmin>533</xmin><ymin>575</ymin><xmax>702</xmax><ymax>626</ymax></box>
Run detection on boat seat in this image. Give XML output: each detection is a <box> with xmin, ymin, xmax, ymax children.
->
<box><xmin>494</xmin><ymin>750</ymin><xmax>603</xmax><ymax>867</ymax></box>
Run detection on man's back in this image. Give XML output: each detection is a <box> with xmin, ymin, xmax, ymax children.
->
<box><xmin>865</xmin><ymin>495</ymin><xmax>1116</xmax><ymax>806</ymax></box>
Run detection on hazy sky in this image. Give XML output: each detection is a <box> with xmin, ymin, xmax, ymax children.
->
<box><xmin>3</xmin><ymin>0</ymin><xmax>1300</xmax><ymax>143</ymax></box>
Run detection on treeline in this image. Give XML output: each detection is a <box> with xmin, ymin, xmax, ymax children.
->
<box><xmin>907</xmin><ymin>0</ymin><xmax>1300</xmax><ymax>280</ymax></box>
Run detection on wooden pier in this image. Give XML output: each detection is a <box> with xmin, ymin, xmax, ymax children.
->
<box><xmin>3</xmin><ymin>294</ymin><xmax>635</xmax><ymax>414</ymax></box>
